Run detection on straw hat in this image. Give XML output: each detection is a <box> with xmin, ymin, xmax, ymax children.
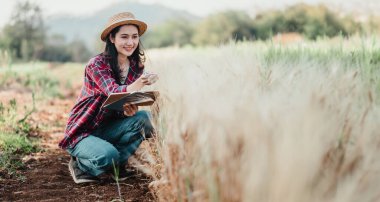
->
<box><xmin>100</xmin><ymin>12</ymin><xmax>147</xmax><ymax>41</ymax></box>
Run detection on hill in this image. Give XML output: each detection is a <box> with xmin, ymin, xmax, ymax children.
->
<box><xmin>45</xmin><ymin>2</ymin><xmax>199</xmax><ymax>50</ymax></box>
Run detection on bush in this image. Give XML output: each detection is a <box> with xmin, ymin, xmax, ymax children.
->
<box><xmin>192</xmin><ymin>11</ymin><xmax>254</xmax><ymax>46</ymax></box>
<box><xmin>252</xmin><ymin>4</ymin><xmax>361</xmax><ymax>40</ymax></box>
<box><xmin>143</xmin><ymin>18</ymin><xmax>195</xmax><ymax>48</ymax></box>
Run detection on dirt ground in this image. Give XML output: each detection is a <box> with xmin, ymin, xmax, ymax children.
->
<box><xmin>0</xmin><ymin>90</ymin><xmax>156</xmax><ymax>201</ymax></box>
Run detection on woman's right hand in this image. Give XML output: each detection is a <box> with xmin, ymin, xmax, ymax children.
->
<box><xmin>141</xmin><ymin>72</ymin><xmax>158</xmax><ymax>85</ymax></box>
<box><xmin>127</xmin><ymin>72</ymin><xmax>158</xmax><ymax>92</ymax></box>
<box><xmin>127</xmin><ymin>76</ymin><xmax>145</xmax><ymax>92</ymax></box>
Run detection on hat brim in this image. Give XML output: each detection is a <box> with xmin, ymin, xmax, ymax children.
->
<box><xmin>100</xmin><ymin>20</ymin><xmax>147</xmax><ymax>41</ymax></box>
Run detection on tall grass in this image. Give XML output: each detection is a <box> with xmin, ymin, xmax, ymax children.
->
<box><xmin>142</xmin><ymin>37</ymin><xmax>380</xmax><ymax>201</ymax></box>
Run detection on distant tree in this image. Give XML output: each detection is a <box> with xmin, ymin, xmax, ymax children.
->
<box><xmin>253</xmin><ymin>10</ymin><xmax>285</xmax><ymax>39</ymax></box>
<box><xmin>252</xmin><ymin>4</ymin><xmax>361</xmax><ymax>40</ymax></box>
<box><xmin>192</xmin><ymin>11</ymin><xmax>254</xmax><ymax>46</ymax></box>
<box><xmin>39</xmin><ymin>34</ymin><xmax>71</xmax><ymax>62</ymax></box>
<box><xmin>2</xmin><ymin>0</ymin><xmax>45</xmax><ymax>61</ymax></box>
<box><xmin>68</xmin><ymin>40</ymin><xmax>92</xmax><ymax>63</ymax></box>
<box><xmin>363</xmin><ymin>15</ymin><xmax>380</xmax><ymax>35</ymax></box>
<box><xmin>38</xmin><ymin>34</ymin><xmax>91</xmax><ymax>63</ymax></box>
<box><xmin>143</xmin><ymin>18</ymin><xmax>195</xmax><ymax>48</ymax></box>
<box><xmin>40</xmin><ymin>44</ymin><xmax>71</xmax><ymax>62</ymax></box>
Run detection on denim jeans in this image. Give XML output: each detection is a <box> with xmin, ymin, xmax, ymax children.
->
<box><xmin>66</xmin><ymin>110</ymin><xmax>154</xmax><ymax>176</ymax></box>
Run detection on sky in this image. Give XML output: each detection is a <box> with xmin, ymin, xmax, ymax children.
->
<box><xmin>0</xmin><ymin>0</ymin><xmax>378</xmax><ymax>28</ymax></box>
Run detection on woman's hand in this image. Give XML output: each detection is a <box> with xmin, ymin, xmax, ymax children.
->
<box><xmin>127</xmin><ymin>77</ymin><xmax>144</xmax><ymax>92</ymax></box>
<box><xmin>126</xmin><ymin>72</ymin><xmax>159</xmax><ymax>92</ymax></box>
<box><xmin>141</xmin><ymin>72</ymin><xmax>159</xmax><ymax>85</ymax></box>
<box><xmin>123</xmin><ymin>104</ymin><xmax>138</xmax><ymax>116</ymax></box>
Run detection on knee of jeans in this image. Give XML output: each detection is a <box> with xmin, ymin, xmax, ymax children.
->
<box><xmin>93</xmin><ymin>147</ymin><xmax>120</xmax><ymax>169</ymax></box>
<box><xmin>135</xmin><ymin>110</ymin><xmax>154</xmax><ymax>136</ymax></box>
<box><xmin>135</xmin><ymin>110</ymin><xmax>150</xmax><ymax>122</ymax></box>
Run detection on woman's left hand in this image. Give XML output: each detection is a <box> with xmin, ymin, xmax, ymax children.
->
<box><xmin>123</xmin><ymin>104</ymin><xmax>138</xmax><ymax>116</ymax></box>
<box><xmin>141</xmin><ymin>72</ymin><xmax>159</xmax><ymax>85</ymax></box>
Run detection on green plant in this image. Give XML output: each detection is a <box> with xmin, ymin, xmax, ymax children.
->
<box><xmin>111</xmin><ymin>159</ymin><xmax>124</xmax><ymax>202</ymax></box>
<box><xmin>0</xmin><ymin>132</ymin><xmax>38</xmax><ymax>178</ymax></box>
<box><xmin>0</xmin><ymin>94</ymin><xmax>39</xmax><ymax>179</ymax></box>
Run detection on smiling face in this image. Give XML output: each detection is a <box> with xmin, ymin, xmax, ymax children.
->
<box><xmin>109</xmin><ymin>24</ymin><xmax>140</xmax><ymax>58</ymax></box>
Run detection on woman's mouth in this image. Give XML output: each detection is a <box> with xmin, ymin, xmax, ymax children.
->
<box><xmin>124</xmin><ymin>47</ymin><xmax>134</xmax><ymax>52</ymax></box>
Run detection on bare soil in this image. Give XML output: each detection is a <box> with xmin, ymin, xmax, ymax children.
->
<box><xmin>0</xmin><ymin>90</ymin><xmax>156</xmax><ymax>202</ymax></box>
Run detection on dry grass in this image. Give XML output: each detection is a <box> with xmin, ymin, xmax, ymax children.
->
<box><xmin>135</xmin><ymin>39</ymin><xmax>380</xmax><ymax>202</ymax></box>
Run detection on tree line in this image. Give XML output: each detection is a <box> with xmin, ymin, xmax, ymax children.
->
<box><xmin>0</xmin><ymin>1</ymin><xmax>91</xmax><ymax>63</ymax></box>
<box><xmin>143</xmin><ymin>4</ymin><xmax>379</xmax><ymax>48</ymax></box>
<box><xmin>0</xmin><ymin>2</ymin><xmax>379</xmax><ymax>63</ymax></box>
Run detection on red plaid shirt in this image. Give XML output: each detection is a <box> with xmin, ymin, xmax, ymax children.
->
<box><xmin>59</xmin><ymin>53</ymin><xmax>144</xmax><ymax>149</ymax></box>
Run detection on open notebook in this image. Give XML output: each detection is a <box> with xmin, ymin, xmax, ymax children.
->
<box><xmin>101</xmin><ymin>91</ymin><xmax>159</xmax><ymax>111</ymax></box>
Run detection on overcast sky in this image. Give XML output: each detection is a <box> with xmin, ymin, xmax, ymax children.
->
<box><xmin>0</xmin><ymin>0</ymin><xmax>378</xmax><ymax>27</ymax></box>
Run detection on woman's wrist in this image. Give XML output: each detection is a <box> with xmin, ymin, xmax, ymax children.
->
<box><xmin>127</xmin><ymin>78</ymin><xmax>144</xmax><ymax>92</ymax></box>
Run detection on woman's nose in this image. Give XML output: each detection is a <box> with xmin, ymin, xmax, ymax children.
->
<box><xmin>126</xmin><ymin>38</ymin><xmax>133</xmax><ymax>45</ymax></box>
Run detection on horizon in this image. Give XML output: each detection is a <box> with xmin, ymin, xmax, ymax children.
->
<box><xmin>0</xmin><ymin>0</ymin><xmax>379</xmax><ymax>28</ymax></box>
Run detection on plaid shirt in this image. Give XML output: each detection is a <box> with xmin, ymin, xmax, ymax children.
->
<box><xmin>59</xmin><ymin>53</ymin><xmax>144</xmax><ymax>149</ymax></box>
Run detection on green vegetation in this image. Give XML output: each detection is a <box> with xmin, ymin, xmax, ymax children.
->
<box><xmin>0</xmin><ymin>1</ymin><xmax>45</xmax><ymax>61</ymax></box>
<box><xmin>223</xmin><ymin>38</ymin><xmax>380</xmax><ymax>98</ymax></box>
<box><xmin>0</xmin><ymin>1</ymin><xmax>91</xmax><ymax>63</ymax></box>
<box><xmin>192</xmin><ymin>11</ymin><xmax>254</xmax><ymax>46</ymax></box>
<box><xmin>0</xmin><ymin>97</ymin><xmax>39</xmax><ymax>178</ymax></box>
<box><xmin>0</xmin><ymin>66</ymin><xmax>62</xmax><ymax>99</ymax></box>
<box><xmin>143</xmin><ymin>18</ymin><xmax>195</xmax><ymax>48</ymax></box>
<box><xmin>143</xmin><ymin>4</ymin><xmax>376</xmax><ymax>48</ymax></box>
<box><xmin>1</xmin><ymin>1</ymin><xmax>379</xmax><ymax>62</ymax></box>
<box><xmin>253</xmin><ymin>4</ymin><xmax>361</xmax><ymax>40</ymax></box>
<box><xmin>0</xmin><ymin>61</ymin><xmax>66</xmax><ymax>178</ymax></box>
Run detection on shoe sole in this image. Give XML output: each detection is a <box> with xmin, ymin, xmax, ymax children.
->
<box><xmin>68</xmin><ymin>158</ymin><xmax>98</xmax><ymax>184</ymax></box>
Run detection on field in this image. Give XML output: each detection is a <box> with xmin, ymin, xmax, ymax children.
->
<box><xmin>1</xmin><ymin>37</ymin><xmax>380</xmax><ymax>201</ymax></box>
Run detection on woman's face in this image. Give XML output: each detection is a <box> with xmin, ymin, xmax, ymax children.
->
<box><xmin>110</xmin><ymin>25</ymin><xmax>139</xmax><ymax>58</ymax></box>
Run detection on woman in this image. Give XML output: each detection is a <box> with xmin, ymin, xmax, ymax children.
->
<box><xmin>58</xmin><ymin>12</ymin><xmax>158</xmax><ymax>184</ymax></box>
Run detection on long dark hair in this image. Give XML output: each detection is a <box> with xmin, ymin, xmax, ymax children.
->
<box><xmin>103</xmin><ymin>25</ymin><xmax>145</xmax><ymax>84</ymax></box>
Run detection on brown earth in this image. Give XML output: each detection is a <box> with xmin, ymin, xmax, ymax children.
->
<box><xmin>0</xmin><ymin>90</ymin><xmax>156</xmax><ymax>201</ymax></box>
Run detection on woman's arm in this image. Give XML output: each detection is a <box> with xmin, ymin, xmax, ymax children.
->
<box><xmin>86</xmin><ymin>62</ymin><xmax>127</xmax><ymax>95</ymax></box>
<box><xmin>86</xmin><ymin>62</ymin><xmax>145</xmax><ymax>95</ymax></box>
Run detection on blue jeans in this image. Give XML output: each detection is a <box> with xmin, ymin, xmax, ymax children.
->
<box><xmin>66</xmin><ymin>110</ymin><xmax>154</xmax><ymax>176</ymax></box>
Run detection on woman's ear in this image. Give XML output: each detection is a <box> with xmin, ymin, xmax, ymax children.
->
<box><xmin>109</xmin><ymin>35</ymin><xmax>115</xmax><ymax>43</ymax></box>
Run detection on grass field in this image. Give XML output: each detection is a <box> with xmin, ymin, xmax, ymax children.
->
<box><xmin>144</xmin><ymin>38</ymin><xmax>380</xmax><ymax>201</ymax></box>
<box><xmin>1</xmin><ymin>37</ymin><xmax>380</xmax><ymax>201</ymax></box>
